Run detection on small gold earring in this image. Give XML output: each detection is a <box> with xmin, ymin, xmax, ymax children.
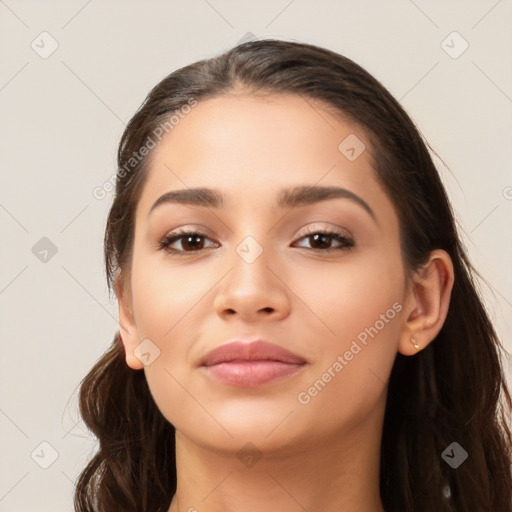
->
<box><xmin>410</xmin><ymin>336</ymin><xmax>420</xmax><ymax>350</ymax></box>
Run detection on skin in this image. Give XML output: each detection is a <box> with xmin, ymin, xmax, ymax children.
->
<box><xmin>115</xmin><ymin>91</ymin><xmax>454</xmax><ymax>512</ymax></box>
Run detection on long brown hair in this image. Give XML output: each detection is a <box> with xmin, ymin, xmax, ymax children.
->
<box><xmin>74</xmin><ymin>39</ymin><xmax>512</xmax><ymax>511</ymax></box>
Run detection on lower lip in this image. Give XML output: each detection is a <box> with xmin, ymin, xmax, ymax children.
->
<box><xmin>203</xmin><ymin>361</ymin><xmax>305</xmax><ymax>387</ymax></box>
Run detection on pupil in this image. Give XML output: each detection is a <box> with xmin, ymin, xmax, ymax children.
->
<box><xmin>185</xmin><ymin>235</ymin><xmax>203</xmax><ymax>250</ymax></box>
<box><xmin>312</xmin><ymin>234</ymin><xmax>330</xmax><ymax>248</ymax></box>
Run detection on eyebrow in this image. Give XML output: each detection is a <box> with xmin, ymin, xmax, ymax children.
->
<box><xmin>148</xmin><ymin>185</ymin><xmax>376</xmax><ymax>223</ymax></box>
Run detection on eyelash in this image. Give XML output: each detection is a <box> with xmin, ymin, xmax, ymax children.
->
<box><xmin>157</xmin><ymin>226</ymin><xmax>355</xmax><ymax>256</ymax></box>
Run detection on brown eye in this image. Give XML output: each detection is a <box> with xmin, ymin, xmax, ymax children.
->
<box><xmin>294</xmin><ymin>230</ymin><xmax>355</xmax><ymax>252</ymax></box>
<box><xmin>158</xmin><ymin>229</ymin><xmax>218</xmax><ymax>255</ymax></box>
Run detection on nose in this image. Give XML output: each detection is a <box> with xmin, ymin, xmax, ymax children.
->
<box><xmin>213</xmin><ymin>244</ymin><xmax>291</xmax><ymax>323</ymax></box>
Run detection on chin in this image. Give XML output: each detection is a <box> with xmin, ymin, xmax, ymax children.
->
<box><xmin>174</xmin><ymin>403</ymin><xmax>307</xmax><ymax>452</ymax></box>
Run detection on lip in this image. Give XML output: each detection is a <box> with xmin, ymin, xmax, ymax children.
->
<box><xmin>200</xmin><ymin>340</ymin><xmax>307</xmax><ymax>387</ymax></box>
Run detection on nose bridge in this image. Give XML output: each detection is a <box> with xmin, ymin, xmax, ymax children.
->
<box><xmin>213</xmin><ymin>228</ymin><xmax>289</xmax><ymax>318</ymax></box>
<box><xmin>229</xmin><ymin>232</ymin><xmax>273</xmax><ymax>288</ymax></box>
<box><xmin>227</xmin><ymin>207</ymin><xmax>275</xmax><ymax>274</ymax></box>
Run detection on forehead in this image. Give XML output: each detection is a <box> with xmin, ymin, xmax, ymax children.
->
<box><xmin>135</xmin><ymin>93</ymin><xmax>392</xmax><ymax>221</ymax></box>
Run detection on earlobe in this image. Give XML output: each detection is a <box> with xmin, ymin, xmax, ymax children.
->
<box><xmin>398</xmin><ymin>249</ymin><xmax>455</xmax><ymax>356</ymax></box>
<box><xmin>114</xmin><ymin>273</ymin><xmax>144</xmax><ymax>370</ymax></box>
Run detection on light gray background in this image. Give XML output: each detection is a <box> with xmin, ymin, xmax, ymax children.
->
<box><xmin>1</xmin><ymin>1</ymin><xmax>511</xmax><ymax>510</ymax></box>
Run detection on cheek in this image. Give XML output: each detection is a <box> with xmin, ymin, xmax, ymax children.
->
<box><xmin>292</xmin><ymin>250</ymin><xmax>403</xmax><ymax>346</ymax></box>
<box><xmin>130</xmin><ymin>256</ymin><xmax>217</xmax><ymax>426</ymax></box>
<box><xmin>291</xmin><ymin>254</ymin><xmax>403</xmax><ymax>424</ymax></box>
<box><xmin>131</xmin><ymin>250</ymin><xmax>212</xmax><ymax>340</ymax></box>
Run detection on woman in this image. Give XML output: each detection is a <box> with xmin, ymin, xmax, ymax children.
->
<box><xmin>74</xmin><ymin>39</ymin><xmax>512</xmax><ymax>512</ymax></box>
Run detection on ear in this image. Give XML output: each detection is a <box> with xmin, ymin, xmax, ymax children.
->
<box><xmin>114</xmin><ymin>271</ymin><xmax>144</xmax><ymax>370</ymax></box>
<box><xmin>398</xmin><ymin>249</ymin><xmax>455</xmax><ymax>356</ymax></box>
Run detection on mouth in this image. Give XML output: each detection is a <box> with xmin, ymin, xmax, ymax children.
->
<box><xmin>200</xmin><ymin>340</ymin><xmax>307</xmax><ymax>387</ymax></box>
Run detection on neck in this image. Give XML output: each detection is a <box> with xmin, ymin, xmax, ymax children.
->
<box><xmin>168</xmin><ymin>395</ymin><xmax>387</xmax><ymax>512</ymax></box>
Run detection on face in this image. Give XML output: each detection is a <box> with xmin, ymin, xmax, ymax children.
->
<box><xmin>119</xmin><ymin>91</ymin><xmax>410</xmax><ymax>455</ymax></box>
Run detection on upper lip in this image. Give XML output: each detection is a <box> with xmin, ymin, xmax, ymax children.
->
<box><xmin>200</xmin><ymin>340</ymin><xmax>306</xmax><ymax>366</ymax></box>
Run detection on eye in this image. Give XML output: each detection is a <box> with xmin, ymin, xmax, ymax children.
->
<box><xmin>157</xmin><ymin>228</ymin><xmax>218</xmax><ymax>255</ymax></box>
<box><xmin>292</xmin><ymin>226</ymin><xmax>354</xmax><ymax>253</ymax></box>
<box><xmin>157</xmin><ymin>226</ymin><xmax>355</xmax><ymax>256</ymax></box>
